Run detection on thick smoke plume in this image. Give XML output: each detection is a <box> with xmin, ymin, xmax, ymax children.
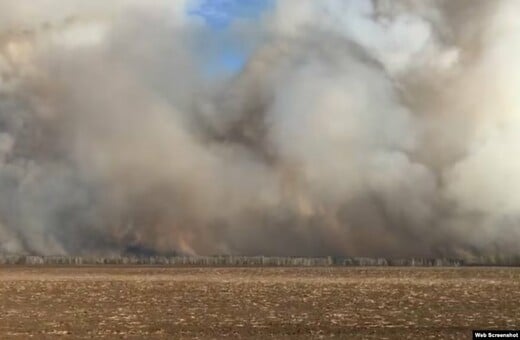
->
<box><xmin>0</xmin><ymin>0</ymin><xmax>519</xmax><ymax>257</ymax></box>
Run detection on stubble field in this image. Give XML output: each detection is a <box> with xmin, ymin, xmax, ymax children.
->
<box><xmin>0</xmin><ymin>266</ymin><xmax>519</xmax><ymax>339</ymax></box>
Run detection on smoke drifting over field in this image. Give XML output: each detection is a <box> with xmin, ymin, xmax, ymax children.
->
<box><xmin>0</xmin><ymin>0</ymin><xmax>519</xmax><ymax>257</ymax></box>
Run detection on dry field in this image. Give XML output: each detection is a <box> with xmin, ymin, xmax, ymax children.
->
<box><xmin>0</xmin><ymin>267</ymin><xmax>519</xmax><ymax>339</ymax></box>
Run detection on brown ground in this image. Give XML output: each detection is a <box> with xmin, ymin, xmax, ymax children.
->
<box><xmin>0</xmin><ymin>267</ymin><xmax>519</xmax><ymax>339</ymax></box>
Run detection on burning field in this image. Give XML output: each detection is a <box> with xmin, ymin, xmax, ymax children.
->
<box><xmin>0</xmin><ymin>266</ymin><xmax>519</xmax><ymax>339</ymax></box>
<box><xmin>2</xmin><ymin>0</ymin><xmax>520</xmax><ymax>259</ymax></box>
<box><xmin>2</xmin><ymin>2</ymin><xmax>520</xmax><ymax>337</ymax></box>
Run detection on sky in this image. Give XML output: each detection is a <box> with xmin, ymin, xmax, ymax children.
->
<box><xmin>189</xmin><ymin>0</ymin><xmax>272</xmax><ymax>29</ymax></box>
<box><xmin>188</xmin><ymin>0</ymin><xmax>272</xmax><ymax>75</ymax></box>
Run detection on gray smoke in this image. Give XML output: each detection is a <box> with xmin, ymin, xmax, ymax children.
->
<box><xmin>1</xmin><ymin>0</ymin><xmax>519</xmax><ymax>257</ymax></box>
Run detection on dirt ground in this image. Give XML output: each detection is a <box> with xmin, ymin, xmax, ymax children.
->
<box><xmin>0</xmin><ymin>267</ymin><xmax>519</xmax><ymax>339</ymax></box>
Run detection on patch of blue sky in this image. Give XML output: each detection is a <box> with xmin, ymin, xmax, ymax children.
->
<box><xmin>188</xmin><ymin>0</ymin><xmax>273</xmax><ymax>29</ymax></box>
<box><xmin>188</xmin><ymin>0</ymin><xmax>273</xmax><ymax>76</ymax></box>
<box><xmin>206</xmin><ymin>48</ymin><xmax>247</xmax><ymax>75</ymax></box>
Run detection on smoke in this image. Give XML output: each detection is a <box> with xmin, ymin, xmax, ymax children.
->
<box><xmin>0</xmin><ymin>0</ymin><xmax>519</xmax><ymax>257</ymax></box>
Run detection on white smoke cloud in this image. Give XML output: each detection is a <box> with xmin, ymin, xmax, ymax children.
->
<box><xmin>0</xmin><ymin>0</ymin><xmax>519</xmax><ymax>257</ymax></box>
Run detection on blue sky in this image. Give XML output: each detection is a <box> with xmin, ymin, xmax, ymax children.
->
<box><xmin>189</xmin><ymin>0</ymin><xmax>272</xmax><ymax>29</ymax></box>
<box><xmin>188</xmin><ymin>0</ymin><xmax>272</xmax><ymax>76</ymax></box>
